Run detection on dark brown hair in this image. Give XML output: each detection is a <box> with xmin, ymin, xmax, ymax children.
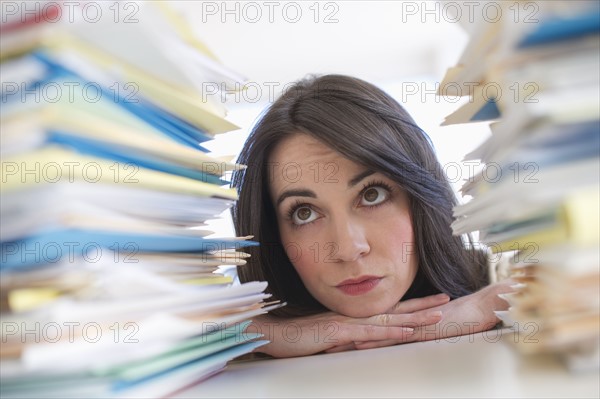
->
<box><xmin>232</xmin><ymin>75</ymin><xmax>488</xmax><ymax>317</ymax></box>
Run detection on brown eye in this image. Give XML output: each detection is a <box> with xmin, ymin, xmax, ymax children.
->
<box><xmin>364</xmin><ymin>188</ymin><xmax>379</xmax><ymax>202</ymax></box>
<box><xmin>292</xmin><ymin>206</ymin><xmax>318</xmax><ymax>225</ymax></box>
<box><xmin>297</xmin><ymin>207</ymin><xmax>312</xmax><ymax>220</ymax></box>
<box><xmin>360</xmin><ymin>186</ymin><xmax>388</xmax><ymax>206</ymax></box>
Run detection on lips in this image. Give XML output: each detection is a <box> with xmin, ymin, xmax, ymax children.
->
<box><xmin>336</xmin><ymin>276</ymin><xmax>382</xmax><ymax>296</ymax></box>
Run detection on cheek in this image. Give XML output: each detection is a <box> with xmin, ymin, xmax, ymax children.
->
<box><xmin>279</xmin><ymin>233</ymin><xmax>329</xmax><ymax>298</ymax></box>
<box><xmin>281</xmin><ymin>240</ymin><xmax>305</xmax><ymax>270</ymax></box>
<box><xmin>396</xmin><ymin>228</ymin><xmax>418</xmax><ymax>285</ymax></box>
<box><xmin>372</xmin><ymin>209</ymin><xmax>418</xmax><ymax>277</ymax></box>
<box><xmin>374</xmin><ymin>207</ymin><xmax>414</xmax><ymax>247</ymax></box>
<box><xmin>391</xmin><ymin>221</ymin><xmax>414</xmax><ymax>253</ymax></box>
<box><xmin>279</xmin><ymin>231</ymin><xmax>318</xmax><ymax>278</ymax></box>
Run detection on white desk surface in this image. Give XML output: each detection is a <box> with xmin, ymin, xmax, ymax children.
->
<box><xmin>179</xmin><ymin>329</ymin><xmax>599</xmax><ymax>398</ymax></box>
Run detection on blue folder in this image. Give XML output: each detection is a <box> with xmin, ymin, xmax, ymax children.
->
<box><xmin>1</xmin><ymin>229</ymin><xmax>258</xmax><ymax>270</ymax></box>
<box><xmin>48</xmin><ymin>131</ymin><xmax>229</xmax><ymax>185</ymax></box>
<box><xmin>5</xmin><ymin>52</ymin><xmax>215</xmax><ymax>151</ymax></box>
<box><xmin>518</xmin><ymin>10</ymin><xmax>600</xmax><ymax>48</ymax></box>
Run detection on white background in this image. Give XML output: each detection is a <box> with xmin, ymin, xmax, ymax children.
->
<box><xmin>173</xmin><ymin>1</ymin><xmax>493</xmax><ymax>236</ymax></box>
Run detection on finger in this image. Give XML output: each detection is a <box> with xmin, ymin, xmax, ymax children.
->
<box><xmin>354</xmin><ymin>331</ymin><xmax>420</xmax><ymax>349</ymax></box>
<box><xmin>390</xmin><ymin>293</ymin><xmax>450</xmax><ymax>314</ymax></box>
<box><xmin>324</xmin><ymin>343</ymin><xmax>356</xmax><ymax>353</ymax></box>
<box><xmin>334</xmin><ymin>323</ymin><xmax>416</xmax><ymax>344</ymax></box>
<box><xmin>362</xmin><ymin>310</ymin><xmax>443</xmax><ymax>329</ymax></box>
<box><xmin>354</xmin><ymin>339</ymin><xmax>400</xmax><ymax>350</ymax></box>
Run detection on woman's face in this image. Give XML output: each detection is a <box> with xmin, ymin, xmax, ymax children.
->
<box><xmin>269</xmin><ymin>133</ymin><xmax>418</xmax><ymax>317</ymax></box>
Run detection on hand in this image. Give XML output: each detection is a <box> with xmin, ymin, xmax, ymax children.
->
<box><xmin>248</xmin><ymin>293</ymin><xmax>450</xmax><ymax>358</ymax></box>
<box><xmin>433</xmin><ymin>278</ymin><xmax>514</xmax><ymax>336</ymax></box>
<box><xmin>353</xmin><ymin>279</ymin><xmax>515</xmax><ymax>350</ymax></box>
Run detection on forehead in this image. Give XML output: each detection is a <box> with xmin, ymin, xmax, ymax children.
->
<box><xmin>268</xmin><ymin>133</ymin><xmax>365</xmax><ymax>194</ymax></box>
<box><xmin>270</xmin><ymin>133</ymin><xmax>357</xmax><ymax>166</ymax></box>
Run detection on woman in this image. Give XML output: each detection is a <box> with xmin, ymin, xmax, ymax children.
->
<box><xmin>232</xmin><ymin>75</ymin><xmax>511</xmax><ymax>358</ymax></box>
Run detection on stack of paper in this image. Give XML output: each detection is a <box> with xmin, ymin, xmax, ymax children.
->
<box><xmin>438</xmin><ymin>1</ymin><xmax>599</xmax><ymax>371</ymax></box>
<box><xmin>1</xmin><ymin>2</ymin><xmax>271</xmax><ymax>396</ymax></box>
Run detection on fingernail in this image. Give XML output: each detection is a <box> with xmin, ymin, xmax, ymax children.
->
<box><xmin>427</xmin><ymin>310</ymin><xmax>443</xmax><ymax>318</ymax></box>
<box><xmin>437</xmin><ymin>293</ymin><xmax>450</xmax><ymax>300</ymax></box>
<box><xmin>402</xmin><ymin>327</ymin><xmax>415</xmax><ymax>334</ymax></box>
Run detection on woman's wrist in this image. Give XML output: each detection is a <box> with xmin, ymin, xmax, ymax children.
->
<box><xmin>244</xmin><ymin>314</ymin><xmax>276</xmax><ymax>355</ymax></box>
<box><xmin>408</xmin><ymin>282</ymin><xmax>512</xmax><ymax>341</ymax></box>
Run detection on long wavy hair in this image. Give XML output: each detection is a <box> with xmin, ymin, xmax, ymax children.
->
<box><xmin>232</xmin><ymin>75</ymin><xmax>488</xmax><ymax>317</ymax></box>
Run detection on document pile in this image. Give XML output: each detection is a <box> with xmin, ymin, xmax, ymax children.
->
<box><xmin>1</xmin><ymin>2</ymin><xmax>271</xmax><ymax>397</ymax></box>
<box><xmin>438</xmin><ymin>1</ymin><xmax>599</xmax><ymax>371</ymax></box>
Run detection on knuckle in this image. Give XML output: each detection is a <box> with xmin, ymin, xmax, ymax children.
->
<box><xmin>404</xmin><ymin>321</ymin><xmax>419</xmax><ymax>330</ymax></box>
<box><xmin>363</xmin><ymin>324</ymin><xmax>377</xmax><ymax>339</ymax></box>
<box><xmin>378</xmin><ymin>313</ymin><xmax>392</xmax><ymax>326</ymax></box>
<box><xmin>390</xmin><ymin>302</ymin><xmax>403</xmax><ymax>312</ymax></box>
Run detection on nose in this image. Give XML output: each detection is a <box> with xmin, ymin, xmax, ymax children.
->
<box><xmin>329</xmin><ymin>217</ymin><xmax>370</xmax><ymax>263</ymax></box>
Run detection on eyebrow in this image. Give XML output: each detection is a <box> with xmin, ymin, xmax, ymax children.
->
<box><xmin>275</xmin><ymin>169</ymin><xmax>376</xmax><ymax>207</ymax></box>
<box><xmin>276</xmin><ymin>189</ymin><xmax>316</xmax><ymax>207</ymax></box>
<box><xmin>348</xmin><ymin>170</ymin><xmax>375</xmax><ymax>188</ymax></box>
